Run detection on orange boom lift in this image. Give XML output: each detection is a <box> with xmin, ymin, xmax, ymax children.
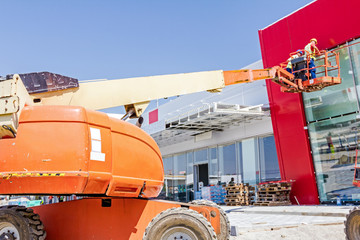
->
<box><xmin>0</xmin><ymin>50</ymin><xmax>340</xmax><ymax>240</ymax></box>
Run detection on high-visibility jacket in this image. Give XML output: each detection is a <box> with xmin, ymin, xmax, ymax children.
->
<box><xmin>286</xmin><ymin>55</ymin><xmax>299</xmax><ymax>69</ymax></box>
<box><xmin>305</xmin><ymin>43</ymin><xmax>317</xmax><ymax>60</ymax></box>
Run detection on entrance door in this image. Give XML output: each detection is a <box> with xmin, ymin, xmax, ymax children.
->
<box><xmin>194</xmin><ymin>164</ymin><xmax>209</xmax><ymax>191</ymax></box>
<box><xmin>198</xmin><ymin>164</ymin><xmax>209</xmax><ymax>187</ymax></box>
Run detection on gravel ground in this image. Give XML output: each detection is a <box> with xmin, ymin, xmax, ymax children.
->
<box><xmin>223</xmin><ymin>205</ymin><xmax>351</xmax><ymax>240</ymax></box>
<box><xmin>230</xmin><ymin>223</ymin><xmax>345</xmax><ymax>240</ymax></box>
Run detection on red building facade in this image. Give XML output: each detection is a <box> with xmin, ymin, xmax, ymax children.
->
<box><xmin>259</xmin><ymin>0</ymin><xmax>360</xmax><ymax>204</ymax></box>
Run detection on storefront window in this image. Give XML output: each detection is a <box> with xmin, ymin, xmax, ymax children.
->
<box><xmin>237</xmin><ymin>142</ymin><xmax>243</xmax><ymax>183</ymax></box>
<box><xmin>161</xmin><ymin>134</ymin><xmax>280</xmax><ymax>202</ymax></box>
<box><xmin>194</xmin><ymin>148</ymin><xmax>208</xmax><ymax>164</ymax></box>
<box><xmin>193</xmin><ymin>148</ymin><xmax>209</xmax><ymax>191</ymax></box>
<box><xmin>186</xmin><ymin>152</ymin><xmax>194</xmax><ymax>202</ymax></box>
<box><xmin>303</xmin><ymin>44</ymin><xmax>358</xmax><ymax>122</ymax></box>
<box><xmin>259</xmin><ymin>136</ymin><xmax>281</xmax><ymax>182</ymax></box>
<box><xmin>162</xmin><ymin>156</ymin><xmax>174</xmax><ymax>200</ymax></box>
<box><xmin>173</xmin><ymin>154</ymin><xmax>187</xmax><ymax>202</ymax></box>
<box><xmin>308</xmin><ymin>114</ymin><xmax>360</xmax><ymax>202</ymax></box>
<box><xmin>219</xmin><ymin>143</ymin><xmax>237</xmax><ymax>184</ymax></box>
<box><xmin>209</xmin><ymin>147</ymin><xmax>219</xmax><ymax>185</ymax></box>
<box><xmin>242</xmin><ymin>138</ymin><xmax>258</xmax><ymax>185</ymax></box>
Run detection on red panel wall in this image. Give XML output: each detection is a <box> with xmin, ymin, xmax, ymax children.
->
<box><xmin>149</xmin><ymin>109</ymin><xmax>159</xmax><ymax>124</ymax></box>
<box><xmin>259</xmin><ymin>0</ymin><xmax>360</xmax><ymax>204</ymax></box>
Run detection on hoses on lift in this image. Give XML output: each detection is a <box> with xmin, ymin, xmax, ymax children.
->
<box><xmin>2</xmin><ymin>125</ymin><xmax>16</xmax><ymax>137</ymax></box>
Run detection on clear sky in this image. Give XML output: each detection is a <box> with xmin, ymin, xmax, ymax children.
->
<box><xmin>1</xmin><ymin>0</ymin><xmax>314</xmax><ymax>81</ymax></box>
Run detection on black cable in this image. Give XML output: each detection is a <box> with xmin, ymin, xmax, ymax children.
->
<box><xmin>2</xmin><ymin>125</ymin><xmax>16</xmax><ymax>137</ymax></box>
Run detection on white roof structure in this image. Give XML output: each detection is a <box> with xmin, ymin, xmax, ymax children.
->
<box><xmin>141</xmin><ymin>60</ymin><xmax>272</xmax><ymax>148</ymax></box>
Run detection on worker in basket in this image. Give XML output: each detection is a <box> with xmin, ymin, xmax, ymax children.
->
<box><xmin>286</xmin><ymin>49</ymin><xmax>303</xmax><ymax>73</ymax></box>
<box><xmin>304</xmin><ymin>38</ymin><xmax>320</xmax><ymax>79</ymax></box>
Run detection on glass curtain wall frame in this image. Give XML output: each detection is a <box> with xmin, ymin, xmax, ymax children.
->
<box><xmin>236</xmin><ymin>141</ymin><xmax>244</xmax><ymax>183</ymax></box>
<box><xmin>193</xmin><ymin>148</ymin><xmax>209</xmax><ymax>192</ymax></box>
<box><xmin>209</xmin><ymin>147</ymin><xmax>220</xmax><ymax>185</ymax></box>
<box><xmin>194</xmin><ymin>148</ymin><xmax>208</xmax><ymax>165</ymax></box>
<box><xmin>160</xmin><ymin>134</ymin><xmax>280</xmax><ymax>202</ymax></box>
<box><xmin>259</xmin><ymin>135</ymin><xmax>281</xmax><ymax>182</ymax></box>
<box><xmin>308</xmin><ymin>113</ymin><xmax>360</xmax><ymax>203</ymax></box>
<box><xmin>218</xmin><ymin>143</ymin><xmax>237</xmax><ymax>184</ymax></box>
<box><xmin>242</xmin><ymin>138</ymin><xmax>259</xmax><ymax>186</ymax></box>
<box><xmin>303</xmin><ymin>38</ymin><xmax>360</xmax><ymax>203</ymax></box>
<box><xmin>186</xmin><ymin>152</ymin><xmax>194</xmax><ymax>202</ymax></box>
<box><xmin>349</xmin><ymin>39</ymin><xmax>360</xmax><ymax>106</ymax></box>
<box><xmin>173</xmin><ymin>153</ymin><xmax>187</xmax><ymax>202</ymax></box>
<box><xmin>302</xmin><ymin>42</ymin><xmax>359</xmax><ymax>122</ymax></box>
<box><xmin>162</xmin><ymin>156</ymin><xmax>174</xmax><ymax>200</ymax></box>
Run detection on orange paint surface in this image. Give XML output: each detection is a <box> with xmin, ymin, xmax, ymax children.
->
<box><xmin>0</xmin><ymin>106</ymin><xmax>164</xmax><ymax>198</ymax></box>
<box><xmin>32</xmin><ymin>198</ymin><xmax>220</xmax><ymax>239</ymax></box>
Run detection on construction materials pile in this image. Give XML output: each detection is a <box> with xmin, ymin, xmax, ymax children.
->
<box><xmin>200</xmin><ymin>185</ymin><xmax>227</xmax><ymax>204</ymax></box>
<box><xmin>254</xmin><ymin>181</ymin><xmax>292</xmax><ymax>206</ymax></box>
<box><xmin>224</xmin><ymin>183</ymin><xmax>255</xmax><ymax>206</ymax></box>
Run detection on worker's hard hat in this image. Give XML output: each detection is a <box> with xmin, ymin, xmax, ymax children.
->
<box><xmin>310</xmin><ymin>38</ymin><xmax>317</xmax><ymax>44</ymax></box>
<box><xmin>296</xmin><ymin>49</ymin><xmax>303</xmax><ymax>55</ymax></box>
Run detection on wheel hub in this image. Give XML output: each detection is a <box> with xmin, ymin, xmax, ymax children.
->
<box><xmin>0</xmin><ymin>223</ymin><xmax>19</xmax><ymax>240</ymax></box>
<box><xmin>162</xmin><ymin>226</ymin><xmax>198</xmax><ymax>240</ymax></box>
<box><xmin>0</xmin><ymin>232</ymin><xmax>16</xmax><ymax>240</ymax></box>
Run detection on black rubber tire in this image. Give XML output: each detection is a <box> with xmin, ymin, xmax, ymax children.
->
<box><xmin>0</xmin><ymin>205</ymin><xmax>47</xmax><ymax>240</ymax></box>
<box><xmin>143</xmin><ymin>207</ymin><xmax>217</xmax><ymax>240</ymax></box>
<box><xmin>190</xmin><ymin>200</ymin><xmax>230</xmax><ymax>240</ymax></box>
<box><xmin>345</xmin><ymin>207</ymin><xmax>360</xmax><ymax>240</ymax></box>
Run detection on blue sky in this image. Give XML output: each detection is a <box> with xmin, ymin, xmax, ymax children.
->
<box><xmin>1</xmin><ymin>0</ymin><xmax>313</xmax><ymax>81</ymax></box>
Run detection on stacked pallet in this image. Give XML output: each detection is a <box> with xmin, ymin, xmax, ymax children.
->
<box><xmin>254</xmin><ymin>181</ymin><xmax>292</xmax><ymax>206</ymax></box>
<box><xmin>224</xmin><ymin>183</ymin><xmax>255</xmax><ymax>206</ymax></box>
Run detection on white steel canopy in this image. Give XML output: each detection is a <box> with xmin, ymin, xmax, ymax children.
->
<box><xmin>151</xmin><ymin>103</ymin><xmax>269</xmax><ymax>147</ymax></box>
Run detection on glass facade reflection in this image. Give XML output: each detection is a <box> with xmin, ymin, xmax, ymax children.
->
<box><xmin>303</xmin><ymin>44</ymin><xmax>358</xmax><ymax>122</ymax></box>
<box><xmin>218</xmin><ymin>144</ymin><xmax>237</xmax><ymax>183</ymax></box>
<box><xmin>242</xmin><ymin>138</ymin><xmax>258</xmax><ymax>185</ymax></box>
<box><xmin>209</xmin><ymin>147</ymin><xmax>219</xmax><ymax>186</ymax></box>
<box><xmin>173</xmin><ymin>154</ymin><xmax>186</xmax><ymax>202</ymax></box>
<box><xmin>162</xmin><ymin>156</ymin><xmax>174</xmax><ymax>199</ymax></box>
<box><xmin>259</xmin><ymin>136</ymin><xmax>281</xmax><ymax>182</ymax></box>
<box><xmin>303</xmin><ymin>39</ymin><xmax>360</xmax><ymax>203</ymax></box>
<box><xmin>161</xmin><ymin>135</ymin><xmax>280</xmax><ymax>202</ymax></box>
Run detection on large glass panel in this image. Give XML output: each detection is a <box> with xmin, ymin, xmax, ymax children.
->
<box><xmin>219</xmin><ymin>143</ymin><xmax>237</xmax><ymax>184</ymax></box>
<box><xmin>308</xmin><ymin>114</ymin><xmax>360</xmax><ymax>202</ymax></box>
<box><xmin>237</xmin><ymin>142</ymin><xmax>243</xmax><ymax>183</ymax></box>
<box><xmin>194</xmin><ymin>149</ymin><xmax>208</xmax><ymax>164</ymax></box>
<box><xmin>259</xmin><ymin>135</ymin><xmax>281</xmax><ymax>182</ymax></box>
<box><xmin>173</xmin><ymin>154</ymin><xmax>187</xmax><ymax>202</ymax></box>
<box><xmin>193</xmin><ymin>148</ymin><xmax>208</xmax><ymax>192</ymax></box>
<box><xmin>242</xmin><ymin>138</ymin><xmax>258</xmax><ymax>185</ymax></box>
<box><xmin>350</xmin><ymin>39</ymin><xmax>360</xmax><ymax>103</ymax></box>
<box><xmin>186</xmin><ymin>152</ymin><xmax>194</xmax><ymax>202</ymax></box>
<box><xmin>303</xmin><ymin>43</ymin><xmax>358</xmax><ymax>122</ymax></box>
<box><xmin>209</xmin><ymin>147</ymin><xmax>219</xmax><ymax>185</ymax></box>
<box><xmin>162</xmin><ymin>156</ymin><xmax>174</xmax><ymax>200</ymax></box>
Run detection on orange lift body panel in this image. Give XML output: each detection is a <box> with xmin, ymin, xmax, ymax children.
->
<box><xmin>0</xmin><ymin>105</ymin><xmax>164</xmax><ymax>198</ymax></box>
<box><xmin>31</xmin><ymin>197</ymin><xmax>220</xmax><ymax>240</ymax></box>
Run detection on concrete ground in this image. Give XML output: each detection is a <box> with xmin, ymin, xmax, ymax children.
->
<box><xmin>221</xmin><ymin>205</ymin><xmax>353</xmax><ymax>240</ymax></box>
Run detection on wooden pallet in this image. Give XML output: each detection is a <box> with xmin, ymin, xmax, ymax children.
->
<box><xmin>258</xmin><ymin>187</ymin><xmax>291</xmax><ymax>192</ymax></box>
<box><xmin>257</xmin><ymin>196</ymin><xmax>289</xmax><ymax>202</ymax></box>
<box><xmin>226</xmin><ymin>192</ymin><xmax>255</xmax><ymax>197</ymax></box>
<box><xmin>253</xmin><ymin>201</ymin><xmax>291</xmax><ymax>206</ymax></box>
<box><xmin>258</xmin><ymin>193</ymin><xmax>286</xmax><ymax>197</ymax></box>
<box><xmin>255</xmin><ymin>181</ymin><xmax>293</xmax><ymax>206</ymax></box>
<box><xmin>226</xmin><ymin>202</ymin><xmax>242</xmax><ymax>206</ymax></box>
<box><xmin>224</xmin><ymin>183</ymin><xmax>255</xmax><ymax>206</ymax></box>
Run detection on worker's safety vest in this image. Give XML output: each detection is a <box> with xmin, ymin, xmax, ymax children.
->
<box><xmin>286</xmin><ymin>55</ymin><xmax>299</xmax><ymax>69</ymax></box>
<box><xmin>305</xmin><ymin>43</ymin><xmax>316</xmax><ymax>60</ymax></box>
